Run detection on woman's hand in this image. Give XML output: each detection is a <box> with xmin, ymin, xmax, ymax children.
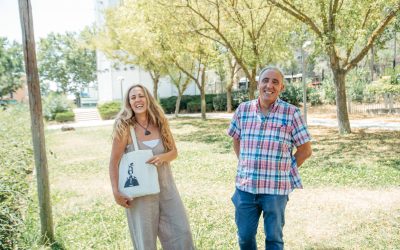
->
<box><xmin>146</xmin><ymin>155</ymin><xmax>165</xmax><ymax>166</ymax></box>
<box><xmin>113</xmin><ymin>191</ymin><xmax>133</xmax><ymax>208</ymax></box>
<box><xmin>146</xmin><ymin>146</ymin><xmax>178</xmax><ymax>166</ymax></box>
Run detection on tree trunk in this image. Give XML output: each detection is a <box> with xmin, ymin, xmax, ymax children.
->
<box><xmin>200</xmin><ymin>67</ymin><xmax>206</xmax><ymax>120</ymax></box>
<box><xmin>226</xmin><ymin>86</ymin><xmax>232</xmax><ymax>113</ymax></box>
<box><xmin>200</xmin><ymin>84</ymin><xmax>206</xmax><ymax>120</ymax></box>
<box><xmin>248</xmin><ymin>69</ymin><xmax>257</xmax><ymax>100</ymax></box>
<box><xmin>174</xmin><ymin>93</ymin><xmax>182</xmax><ymax>117</ymax></box>
<box><xmin>18</xmin><ymin>0</ymin><xmax>54</xmax><ymax>245</ymax></box>
<box><xmin>152</xmin><ymin>75</ymin><xmax>160</xmax><ymax>100</ymax></box>
<box><xmin>370</xmin><ymin>46</ymin><xmax>374</xmax><ymax>82</ymax></box>
<box><xmin>333</xmin><ymin>69</ymin><xmax>351</xmax><ymax>134</ymax></box>
<box><xmin>394</xmin><ymin>31</ymin><xmax>397</xmax><ymax>69</ymax></box>
<box><xmin>389</xmin><ymin>93</ymin><xmax>394</xmax><ymax>113</ymax></box>
<box><xmin>226</xmin><ymin>60</ymin><xmax>240</xmax><ymax>112</ymax></box>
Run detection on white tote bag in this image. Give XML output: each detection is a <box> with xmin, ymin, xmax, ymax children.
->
<box><xmin>118</xmin><ymin>127</ymin><xmax>160</xmax><ymax>198</ymax></box>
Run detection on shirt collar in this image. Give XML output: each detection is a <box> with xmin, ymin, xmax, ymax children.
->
<box><xmin>256</xmin><ymin>97</ymin><xmax>280</xmax><ymax>114</ymax></box>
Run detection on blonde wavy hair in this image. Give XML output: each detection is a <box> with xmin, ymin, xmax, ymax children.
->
<box><xmin>112</xmin><ymin>84</ymin><xmax>175</xmax><ymax>151</ymax></box>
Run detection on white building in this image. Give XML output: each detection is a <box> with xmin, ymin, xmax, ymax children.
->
<box><xmin>94</xmin><ymin>0</ymin><xmax>200</xmax><ymax>104</ymax></box>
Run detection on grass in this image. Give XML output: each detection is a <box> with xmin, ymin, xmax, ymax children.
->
<box><xmin>302</xmin><ymin>126</ymin><xmax>400</xmax><ymax>187</ymax></box>
<box><xmin>19</xmin><ymin>117</ymin><xmax>400</xmax><ymax>249</ymax></box>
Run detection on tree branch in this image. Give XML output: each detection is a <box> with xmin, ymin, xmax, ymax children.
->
<box><xmin>345</xmin><ymin>3</ymin><xmax>400</xmax><ymax>72</ymax></box>
<box><xmin>344</xmin><ymin>6</ymin><xmax>372</xmax><ymax>66</ymax></box>
<box><xmin>268</xmin><ymin>0</ymin><xmax>323</xmax><ymax>38</ymax></box>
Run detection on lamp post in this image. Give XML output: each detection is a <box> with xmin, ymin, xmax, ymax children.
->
<box><xmin>301</xmin><ymin>40</ymin><xmax>312</xmax><ymax>125</ymax></box>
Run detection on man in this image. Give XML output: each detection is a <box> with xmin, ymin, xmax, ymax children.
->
<box><xmin>227</xmin><ymin>67</ymin><xmax>312</xmax><ymax>250</ymax></box>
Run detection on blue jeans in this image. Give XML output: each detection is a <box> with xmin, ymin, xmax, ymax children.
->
<box><xmin>231</xmin><ymin>188</ymin><xmax>288</xmax><ymax>250</ymax></box>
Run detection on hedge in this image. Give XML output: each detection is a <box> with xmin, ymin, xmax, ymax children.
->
<box><xmin>97</xmin><ymin>101</ymin><xmax>121</xmax><ymax>120</ymax></box>
<box><xmin>42</xmin><ymin>93</ymin><xmax>74</xmax><ymax>121</ymax></box>
<box><xmin>159</xmin><ymin>91</ymin><xmax>250</xmax><ymax>114</ymax></box>
<box><xmin>55</xmin><ymin>111</ymin><xmax>75</xmax><ymax>123</ymax></box>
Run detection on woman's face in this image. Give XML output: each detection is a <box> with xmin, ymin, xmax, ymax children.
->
<box><xmin>129</xmin><ymin>87</ymin><xmax>148</xmax><ymax>116</ymax></box>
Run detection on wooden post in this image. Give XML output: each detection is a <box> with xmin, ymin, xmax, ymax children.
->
<box><xmin>18</xmin><ymin>0</ymin><xmax>54</xmax><ymax>244</ymax></box>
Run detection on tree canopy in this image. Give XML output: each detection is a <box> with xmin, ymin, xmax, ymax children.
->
<box><xmin>267</xmin><ymin>0</ymin><xmax>400</xmax><ymax>133</ymax></box>
<box><xmin>0</xmin><ymin>38</ymin><xmax>24</xmax><ymax>98</ymax></box>
<box><xmin>165</xmin><ymin>0</ymin><xmax>295</xmax><ymax>99</ymax></box>
<box><xmin>37</xmin><ymin>31</ymin><xmax>96</xmax><ymax>95</ymax></box>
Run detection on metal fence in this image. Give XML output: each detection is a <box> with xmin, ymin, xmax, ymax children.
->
<box><xmin>347</xmin><ymin>94</ymin><xmax>400</xmax><ymax>114</ymax></box>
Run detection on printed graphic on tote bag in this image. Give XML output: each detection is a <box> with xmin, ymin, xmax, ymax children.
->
<box><xmin>124</xmin><ymin>162</ymin><xmax>139</xmax><ymax>188</ymax></box>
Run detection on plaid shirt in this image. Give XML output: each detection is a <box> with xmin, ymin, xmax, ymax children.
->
<box><xmin>227</xmin><ymin>98</ymin><xmax>311</xmax><ymax>195</ymax></box>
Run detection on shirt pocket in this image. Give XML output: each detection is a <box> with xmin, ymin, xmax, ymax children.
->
<box><xmin>265</xmin><ymin>122</ymin><xmax>293</xmax><ymax>161</ymax></box>
<box><xmin>241</xmin><ymin>118</ymin><xmax>261</xmax><ymax>141</ymax></box>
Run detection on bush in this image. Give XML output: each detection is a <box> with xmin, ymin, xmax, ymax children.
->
<box><xmin>320</xmin><ymin>78</ymin><xmax>336</xmax><ymax>104</ymax></box>
<box><xmin>42</xmin><ymin>92</ymin><xmax>74</xmax><ymax>121</ymax></box>
<box><xmin>206</xmin><ymin>103</ymin><xmax>213</xmax><ymax>112</ymax></box>
<box><xmin>97</xmin><ymin>101</ymin><xmax>121</xmax><ymax>120</ymax></box>
<box><xmin>347</xmin><ymin>69</ymin><xmax>369</xmax><ymax>103</ymax></box>
<box><xmin>55</xmin><ymin>111</ymin><xmax>75</xmax><ymax>122</ymax></box>
<box><xmin>308</xmin><ymin>87</ymin><xmax>323</xmax><ymax>106</ymax></box>
<box><xmin>205</xmin><ymin>94</ymin><xmax>217</xmax><ymax>104</ymax></box>
<box><xmin>179</xmin><ymin>95</ymin><xmax>198</xmax><ymax>112</ymax></box>
<box><xmin>232</xmin><ymin>90</ymin><xmax>250</xmax><ymax>109</ymax></box>
<box><xmin>0</xmin><ymin>105</ymin><xmax>33</xmax><ymax>249</ymax></box>
<box><xmin>187</xmin><ymin>101</ymin><xmax>201</xmax><ymax>113</ymax></box>
<box><xmin>160</xmin><ymin>94</ymin><xmax>217</xmax><ymax>113</ymax></box>
<box><xmin>280</xmin><ymin>83</ymin><xmax>302</xmax><ymax>106</ymax></box>
<box><xmin>160</xmin><ymin>96</ymin><xmax>197</xmax><ymax>114</ymax></box>
<box><xmin>212</xmin><ymin>94</ymin><xmax>227</xmax><ymax>111</ymax></box>
<box><xmin>159</xmin><ymin>96</ymin><xmax>177</xmax><ymax>114</ymax></box>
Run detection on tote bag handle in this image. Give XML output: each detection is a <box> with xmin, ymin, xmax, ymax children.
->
<box><xmin>129</xmin><ymin>126</ymin><xmax>140</xmax><ymax>151</ymax></box>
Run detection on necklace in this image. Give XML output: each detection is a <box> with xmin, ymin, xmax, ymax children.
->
<box><xmin>136</xmin><ymin>120</ymin><xmax>151</xmax><ymax>136</ymax></box>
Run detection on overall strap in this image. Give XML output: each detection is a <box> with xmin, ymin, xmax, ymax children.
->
<box><xmin>129</xmin><ymin>126</ymin><xmax>139</xmax><ymax>151</ymax></box>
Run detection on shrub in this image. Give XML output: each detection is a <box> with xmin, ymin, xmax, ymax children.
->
<box><xmin>55</xmin><ymin>111</ymin><xmax>75</xmax><ymax>122</ymax></box>
<box><xmin>280</xmin><ymin>83</ymin><xmax>302</xmax><ymax>106</ymax></box>
<box><xmin>159</xmin><ymin>96</ymin><xmax>177</xmax><ymax>114</ymax></box>
<box><xmin>97</xmin><ymin>101</ymin><xmax>121</xmax><ymax>120</ymax></box>
<box><xmin>42</xmin><ymin>92</ymin><xmax>74</xmax><ymax>121</ymax></box>
<box><xmin>159</xmin><ymin>95</ymin><xmax>200</xmax><ymax>114</ymax></box>
<box><xmin>213</xmin><ymin>91</ymin><xmax>249</xmax><ymax>111</ymax></box>
<box><xmin>187</xmin><ymin>101</ymin><xmax>201</xmax><ymax>113</ymax></box>
<box><xmin>347</xmin><ymin>69</ymin><xmax>369</xmax><ymax>103</ymax></box>
<box><xmin>367</xmin><ymin>74</ymin><xmax>400</xmax><ymax>97</ymax></box>
<box><xmin>206</xmin><ymin>103</ymin><xmax>213</xmax><ymax>112</ymax></box>
<box><xmin>0</xmin><ymin>105</ymin><xmax>33</xmax><ymax>249</ymax></box>
<box><xmin>320</xmin><ymin>78</ymin><xmax>336</xmax><ymax>104</ymax></box>
<box><xmin>232</xmin><ymin>90</ymin><xmax>250</xmax><ymax>109</ymax></box>
<box><xmin>308</xmin><ymin>87</ymin><xmax>323</xmax><ymax>106</ymax></box>
<box><xmin>212</xmin><ymin>94</ymin><xmax>227</xmax><ymax>111</ymax></box>
<box><xmin>205</xmin><ymin>94</ymin><xmax>217</xmax><ymax>105</ymax></box>
<box><xmin>160</xmin><ymin>94</ymin><xmax>217</xmax><ymax>113</ymax></box>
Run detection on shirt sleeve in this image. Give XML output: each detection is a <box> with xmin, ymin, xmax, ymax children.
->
<box><xmin>227</xmin><ymin>105</ymin><xmax>241</xmax><ymax>140</ymax></box>
<box><xmin>291</xmin><ymin>108</ymin><xmax>311</xmax><ymax>147</ymax></box>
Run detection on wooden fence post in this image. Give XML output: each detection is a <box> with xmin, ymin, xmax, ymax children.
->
<box><xmin>18</xmin><ymin>0</ymin><xmax>55</xmax><ymax>244</ymax></box>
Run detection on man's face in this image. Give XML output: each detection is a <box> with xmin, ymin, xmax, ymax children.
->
<box><xmin>258</xmin><ymin>69</ymin><xmax>284</xmax><ymax>106</ymax></box>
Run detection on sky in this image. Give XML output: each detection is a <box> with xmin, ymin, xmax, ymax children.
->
<box><xmin>0</xmin><ymin>0</ymin><xmax>96</xmax><ymax>43</ymax></box>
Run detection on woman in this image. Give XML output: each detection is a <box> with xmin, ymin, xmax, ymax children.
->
<box><xmin>109</xmin><ymin>84</ymin><xmax>194</xmax><ymax>250</ymax></box>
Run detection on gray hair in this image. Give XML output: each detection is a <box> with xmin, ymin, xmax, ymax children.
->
<box><xmin>258</xmin><ymin>66</ymin><xmax>284</xmax><ymax>84</ymax></box>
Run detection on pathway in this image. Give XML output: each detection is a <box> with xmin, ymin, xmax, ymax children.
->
<box><xmin>46</xmin><ymin>110</ymin><xmax>400</xmax><ymax>131</ymax></box>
